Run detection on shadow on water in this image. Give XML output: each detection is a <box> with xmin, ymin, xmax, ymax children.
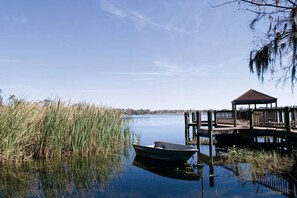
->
<box><xmin>0</xmin><ymin>155</ymin><xmax>123</xmax><ymax>197</ymax></box>
<box><xmin>132</xmin><ymin>155</ymin><xmax>201</xmax><ymax>181</ymax></box>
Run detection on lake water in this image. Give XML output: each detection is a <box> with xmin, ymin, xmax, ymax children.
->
<box><xmin>1</xmin><ymin>114</ymin><xmax>294</xmax><ymax>197</ymax></box>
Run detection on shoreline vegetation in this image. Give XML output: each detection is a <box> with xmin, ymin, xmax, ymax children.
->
<box><xmin>121</xmin><ymin>109</ymin><xmax>187</xmax><ymax>115</ymax></box>
<box><xmin>221</xmin><ymin>147</ymin><xmax>294</xmax><ymax>178</ymax></box>
<box><xmin>121</xmin><ymin>106</ymin><xmax>297</xmax><ymax>115</ymax></box>
<box><xmin>0</xmin><ymin>97</ymin><xmax>127</xmax><ymax>163</ymax></box>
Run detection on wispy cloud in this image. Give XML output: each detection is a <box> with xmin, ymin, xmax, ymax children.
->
<box><xmin>152</xmin><ymin>58</ymin><xmax>205</xmax><ymax>78</ymax></box>
<box><xmin>100</xmin><ymin>0</ymin><xmax>126</xmax><ymax>17</ymax></box>
<box><xmin>100</xmin><ymin>0</ymin><xmax>197</xmax><ymax>38</ymax></box>
<box><xmin>126</xmin><ymin>10</ymin><xmax>197</xmax><ymax>38</ymax></box>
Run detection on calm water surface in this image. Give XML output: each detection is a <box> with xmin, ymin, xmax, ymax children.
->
<box><xmin>0</xmin><ymin>114</ymin><xmax>291</xmax><ymax>197</ymax></box>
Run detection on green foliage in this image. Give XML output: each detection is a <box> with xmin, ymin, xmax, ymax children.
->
<box><xmin>0</xmin><ymin>98</ymin><xmax>124</xmax><ymax>162</ymax></box>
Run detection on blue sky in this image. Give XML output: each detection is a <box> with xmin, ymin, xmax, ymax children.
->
<box><xmin>0</xmin><ymin>0</ymin><xmax>296</xmax><ymax>110</ymax></box>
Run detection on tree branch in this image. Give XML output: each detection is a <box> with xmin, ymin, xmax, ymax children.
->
<box><xmin>208</xmin><ymin>0</ymin><xmax>237</xmax><ymax>8</ymax></box>
<box><xmin>239</xmin><ymin>0</ymin><xmax>293</xmax><ymax>9</ymax></box>
<box><xmin>287</xmin><ymin>0</ymin><xmax>297</xmax><ymax>7</ymax></box>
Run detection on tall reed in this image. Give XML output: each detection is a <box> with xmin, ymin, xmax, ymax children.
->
<box><xmin>0</xmin><ymin>98</ymin><xmax>124</xmax><ymax>162</ymax></box>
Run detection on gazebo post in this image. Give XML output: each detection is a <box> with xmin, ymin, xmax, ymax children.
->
<box><xmin>233</xmin><ymin>104</ymin><xmax>237</xmax><ymax>127</ymax></box>
<box><xmin>275</xmin><ymin>101</ymin><xmax>278</xmax><ymax>124</ymax></box>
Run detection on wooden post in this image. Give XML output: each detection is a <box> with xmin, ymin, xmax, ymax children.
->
<box><xmin>207</xmin><ymin>110</ymin><xmax>213</xmax><ymax>136</ymax></box>
<box><xmin>249</xmin><ymin>108</ymin><xmax>254</xmax><ymax>145</ymax></box>
<box><xmin>209</xmin><ymin>164</ymin><xmax>214</xmax><ymax>187</ymax></box>
<box><xmin>249</xmin><ymin>109</ymin><xmax>254</xmax><ymax>130</ymax></box>
<box><xmin>279</xmin><ymin>110</ymin><xmax>283</xmax><ymax>123</ymax></box>
<box><xmin>208</xmin><ymin>110</ymin><xmax>213</xmax><ymax>158</ymax></box>
<box><xmin>191</xmin><ymin>112</ymin><xmax>196</xmax><ymax>141</ymax></box>
<box><xmin>233</xmin><ymin>104</ymin><xmax>237</xmax><ymax>127</ymax></box>
<box><xmin>284</xmin><ymin>107</ymin><xmax>292</xmax><ymax>152</ymax></box>
<box><xmin>184</xmin><ymin>112</ymin><xmax>189</xmax><ymax>143</ymax></box>
<box><xmin>214</xmin><ymin>110</ymin><xmax>217</xmax><ymax>127</ymax></box>
<box><xmin>196</xmin><ymin>111</ymin><xmax>201</xmax><ymax>129</ymax></box>
<box><xmin>196</xmin><ymin>111</ymin><xmax>201</xmax><ymax>149</ymax></box>
<box><xmin>285</xmin><ymin>107</ymin><xmax>291</xmax><ymax>133</ymax></box>
<box><xmin>291</xmin><ymin>109</ymin><xmax>296</xmax><ymax>127</ymax></box>
<box><xmin>275</xmin><ymin>102</ymin><xmax>279</xmax><ymax>127</ymax></box>
<box><xmin>192</xmin><ymin>112</ymin><xmax>196</xmax><ymax>123</ymax></box>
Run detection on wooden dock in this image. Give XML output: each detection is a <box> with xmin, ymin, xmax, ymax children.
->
<box><xmin>185</xmin><ymin>107</ymin><xmax>297</xmax><ymax>152</ymax></box>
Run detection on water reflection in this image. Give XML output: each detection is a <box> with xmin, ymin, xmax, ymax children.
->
<box><xmin>0</xmin><ymin>155</ymin><xmax>122</xmax><ymax>197</ymax></box>
<box><xmin>133</xmin><ymin>156</ymin><xmax>201</xmax><ymax>181</ymax></box>
<box><xmin>196</xmin><ymin>148</ymin><xmax>297</xmax><ymax>197</ymax></box>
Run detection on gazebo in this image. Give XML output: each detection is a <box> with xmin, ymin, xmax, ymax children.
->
<box><xmin>232</xmin><ymin>89</ymin><xmax>277</xmax><ymax>110</ymax></box>
<box><xmin>231</xmin><ymin>89</ymin><xmax>278</xmax><ymax>126</ymax></box>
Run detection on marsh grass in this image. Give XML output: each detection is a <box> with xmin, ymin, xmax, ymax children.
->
<box><xmin>222</xmin><ymin>147</ymin><xmax>294</xmax><ymax>177</ymax></box>
<box><xmin>0</xmin><ymin>98</ymin><xmax>125</xmax><ymax>162</ymax></box>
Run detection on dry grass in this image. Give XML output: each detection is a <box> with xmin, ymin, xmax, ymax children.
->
<box><xmin>222</xmin><ymin>147</ymin><xmax>294</xmax><ymax>175</ymax></box>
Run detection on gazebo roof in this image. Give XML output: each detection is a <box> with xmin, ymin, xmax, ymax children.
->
<box><xmin>232</xmin><ymin>89</ymin><xmax>277</xmax><ymax>105</ymax></box>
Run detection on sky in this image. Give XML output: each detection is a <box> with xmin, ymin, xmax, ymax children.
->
<box><xmin>0</xmin><ymin>0</ymin><xmax>296</xmax><ymax>110</ymax></box>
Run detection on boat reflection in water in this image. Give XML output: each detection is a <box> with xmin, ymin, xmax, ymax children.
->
<box><xmin>132</xmin><ymin>156</ymin><xmax>201</xmax><ymax>181</ymax></box>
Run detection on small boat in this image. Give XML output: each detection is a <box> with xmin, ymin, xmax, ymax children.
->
<box><xmin>132</xmin><ymin>141</ymin><xmax>198</xmax><ymax>163</ymax></box>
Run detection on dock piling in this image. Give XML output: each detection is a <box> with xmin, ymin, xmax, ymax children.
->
<box><xmin>184</xmin><ymin>112</ymin><xmax>190</xmax><ymax>142</ymax></box>
<box><xmin>284</xmin><ymin>107</ymin><xmax>292</xmax><ymax>152</ymax></box>
<box><xmin>196</xmin><ymin>111</ymin><xmax>201</xmax><ymax>149</ymax></box>
<box><xmin>207</xmin><ymin>110</ymin><xmax>213</xmax><ymax>158</ymax></box>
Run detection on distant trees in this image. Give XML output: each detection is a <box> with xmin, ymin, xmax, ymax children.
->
<box><xmin>123</xmin><ymin>108</ymin><xmax>151</xmax><ymax>115</ymax></box>
<box><xmin>122</xmin><ymin>108</ymin><xmax>186</xmax><ymax>115</ymax></box>
<box><xmin>216</xmin><ymin>0</ymin><xmax>297</xmax><ymax>88</ymax></box>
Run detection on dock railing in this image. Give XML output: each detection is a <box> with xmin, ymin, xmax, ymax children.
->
<box><xmin>216</xmin><ymin>110</ymin><xmax>233</xmax><ymax>125</ymax></box>
<box><xmin>253</xmin><ymin>108</ymin><xmax>284</xmax><ymax>128</ymax></box>
<box><xmin>253</xmin><ymin>107</ymin><xmax>297</xmax><ymax>130</ymax></box>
